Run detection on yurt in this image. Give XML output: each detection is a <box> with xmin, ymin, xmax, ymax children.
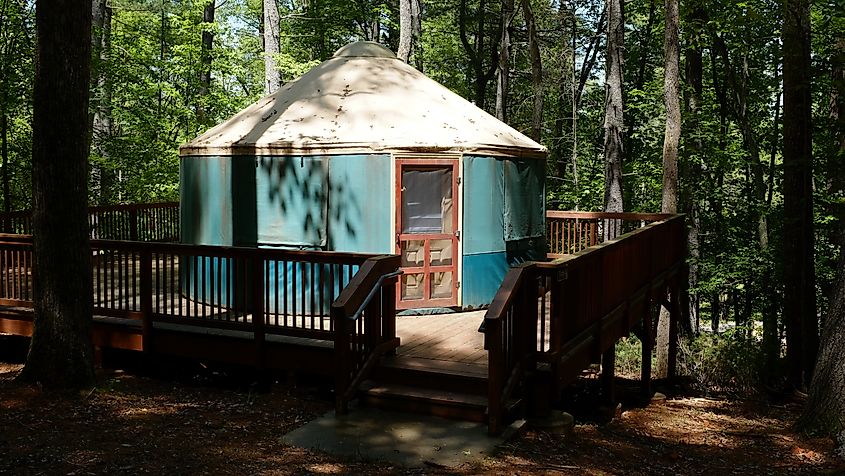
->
<box><xmin>179</xmin><ymin>41</ymin><xmax>547</xmax><ymax>310</ymax></box>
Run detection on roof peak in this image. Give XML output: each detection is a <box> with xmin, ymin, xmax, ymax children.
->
<box><xmin>333</xmin><ymin>41</ymin><xmax>396</xmax><ymax>59</ymax></box>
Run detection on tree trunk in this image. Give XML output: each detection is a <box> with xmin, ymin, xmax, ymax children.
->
<box><xmin>711</xmin><ymin>291</ymin><xmax>720</xmax><ymax>333</ymax></box>
<box><xmin>797</xmin><ymin>238</ymin><xmax>845</xmax><ymax>435</ymax></box>
<box><xmin>521</xmin><ymin>0</ymin><xmax>542</xmax><ymax>141</ymax></box>
<box><xmin>683</xmin><ymin>7</ymin><xmax>704</xmax><ymax>334</ymax></box>
<box><xmin>655</xmin><ymin>0</ymin><xmax>680</xmax><ymax>379</ymax></box>
<box><xmin>91</xmin><ymin>0</ymin><xmax>112</xmax><ymax>205</ymax></box>
<box><xmin>263</xmin><ymin>0</ymin><xmax>281</xmax><ymax>94</ymax></box>
<box><xmin>19</xmin><ymin>0</ymin><xmax>95</xmax><ymax>389</ymax></box>
<box><xmin>197</xmin><ymin>0</ymin><xmax>215</xmax><ymax>123</ymax></box>
<box><xmin>635</xmin><ymin>0</ymin><xmax>656</xmax><ymax>91</ymax></box>
<box><xmin>782</xmin><ymin>0</ymin><xmax>817</xmax><ymax>390</ymax></box>
<box><xmin>1</xmin><ymin>111</ymin><xmax>8</xmax><ymax>219</ymax></box>
<box><xmin>799</xmin><ymin>35</ymin><xmax>845</xmax><ymax>434</ymax></box>
<box><xmin>763</xmin><ymin>55</ymin><xmax>782</xmax><ymax>380</ymax></box>
<box><xmin>398</xmin><ymin>0</ymin><xmax>421</xmax><ymax>64</ymax></box>
<box><xmin>495</xmin><ymin>0</ymin><xmax>514</xmax><ymax>122</ymax></box>
<box><xmin>603</xmin><ymin>0</ymin><xmax>625</xmax><ymax>220</ymax></box>
<box><xmin>575</xmin><ymin>8</ymin><xmax>606</xmax><ymax>108</ymax></box>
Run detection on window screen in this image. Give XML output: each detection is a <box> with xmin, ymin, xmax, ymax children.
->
<box><xmin>401</xmin><ymin>168</ymin><xmax>453</xmax><ymax>234</ymax></box>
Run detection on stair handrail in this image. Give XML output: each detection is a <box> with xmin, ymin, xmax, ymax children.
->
<box><xmin>331</xmin><ymin>255</ymin><xmax>402</xmax><ymax>414</ymax></box>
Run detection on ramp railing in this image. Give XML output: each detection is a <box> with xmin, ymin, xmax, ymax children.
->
<box><xmin>482</xmin><ymin>213</ymin><xmax>686</xmax><ymax>434</ymax></box>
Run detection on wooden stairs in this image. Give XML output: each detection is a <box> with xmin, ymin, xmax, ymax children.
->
<box><xmin>358</xmin><ymin>356</ymin><xmax>520</xmax><ymax>424</ymax></box>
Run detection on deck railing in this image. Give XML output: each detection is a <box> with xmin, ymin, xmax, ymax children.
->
<box><xmin>0</xmin><ymin>202</ymin><xmax>179</xmax><ymax>242</ymax></box>
<box><xmin>546</xmin><ymin>211</ymin><xmax>670</xmax><ymax>257</ymax></box>
<box><xmin>483</xmin><ymin>213</ymin><xmax>686</xmax><ymax>434</ymax></box>
<box><xmin>0</xmin><ymin>235</ymin><xmax>401</xmax><ymax>403</ymax></box>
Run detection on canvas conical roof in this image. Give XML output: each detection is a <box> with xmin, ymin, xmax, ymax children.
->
<box><xmin>180</xmin><ymin>42</ymin><xmax>546</xmax><ymax>159</ymax></box>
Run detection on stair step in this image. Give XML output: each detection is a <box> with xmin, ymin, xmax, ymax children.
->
<box><xmin>372</xmin><ymin>356</ymin><xmax>488</xmax><ymax>394</ymax></box>
<box><xmin>360</xmin><ymin>381</ymin><xmax>489</xmax><ymax>422</ymax></box>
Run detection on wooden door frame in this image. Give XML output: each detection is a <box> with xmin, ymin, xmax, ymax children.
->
<box><xmin>394</xmin><ymin>156</ymin><xmax>461</xmax><ymax>309</ymax></box>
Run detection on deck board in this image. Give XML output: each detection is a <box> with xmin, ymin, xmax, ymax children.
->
<box><xmin>395</xmin><ymin>311</ymin><xmax>487</xmax><ymax>370</ymax></box>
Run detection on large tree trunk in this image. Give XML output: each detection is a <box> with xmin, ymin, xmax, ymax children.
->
<box><xmin>782</xmin><ymin>0</ymin><xmax>817</xmax><ymax>390</ymax></box>
<box><xmin>797</xmin><ymin>238</ymin><xmax>845</xmax><ymax>435</ymax></box>
<box><xmin>797</xmin><ymin>32</ymin><xmax>845</xmax><ymax>436</ymax></box>
<box><xmin>521</xmin><ymin>0</ymin><xmax>542</xmax><ymax>141</ymax></box>
<box><xmin>263</xmin><ymin>0</ymin><xmax>281</xmax><ymax>94</ymax></box>
<box><xmin>655</xmin><ymin>0</ymin><xmax>680</xmax><ymax>379</ymax></box>
<box><xmin>494</xmin><ymin>0</ymin><xmax>514</xmax><ymax>122</ymax></box>
<box><xmin>19</xmin><ymin>0</ymin><xmax>95</xmax><ymax>388</ymax></box>
<box><xmin>602</xmin><ymin>0</ymin><xmax>625</xmax><ymax>220</ymax></box>
<box><xmin>397</xmin><ymin>0</ymin><xmax>421</xmax><ymax>64</ymax></box>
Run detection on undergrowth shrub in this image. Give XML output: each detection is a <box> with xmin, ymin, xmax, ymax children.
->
<box><xmin>677</xmin><ymin>326</ymin><xmax>765</xmax><ymax>397</ymax></box>
<box><xmin>614</xmin><ymin>336</ymin><xmax>647</xmax><ymax>379</ymax></box>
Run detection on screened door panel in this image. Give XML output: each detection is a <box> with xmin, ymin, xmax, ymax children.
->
<box><xmin>395</xmin><ymin>159</ymin><xmax>459</xmax><ymax>309</ymax></box>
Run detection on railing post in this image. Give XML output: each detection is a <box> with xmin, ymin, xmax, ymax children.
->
<box><xmin>365</xmin><ymin>291</ymin><xmax>381</xmax><ymax>351</ymax></box>
<box><xmin>641</xmin><ymin>289</ymin><xmax>653</xmax><ymax>398</ymax></box>
<box><xmin>382</xmin><ymin>275</ymin><xmax>397</xmax><ymax>355</ymax></box>
<box><xmin>333</xmin><ymin>306</ymin><xmax>350</xmax><ymax>414</ymax></box>
<box><xmin>252</xmin><ymin>254</ymin><xmax>266</xmax><ymax>371</ymax></box>
<box><xmin>140</xmin><ymin>249</ymin><xmax>153</xmax><ymax>353</ymax></box>
<box><xmin>486</xmin><ymin>318</ymin><xmax>503</xmax><ymax>436</ymax></box>
<box><xmin>129</xmin><ymin>208</ymin><xmax>138</xmax><ymax>241</ymax></box>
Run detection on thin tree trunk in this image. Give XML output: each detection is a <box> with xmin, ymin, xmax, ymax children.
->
<box><xmin>521</xmin><ymin>0</ymin><xmax>542</xmax><ymax>141</ymax></box>
<box><xmin>635</xmin><ymin>0</ymin><xmax>656</xmax><ymax>91</ymax></box>
<box><xmin>197</xmin><ymin>0</ymin><xmax>215</xmax><ymax>123</ymax></box>
<box><xmin>263</xmin><ymin>0</ymin><xmax>281</xmax><ymax>94</ymax></box>
<box><xmin>763</xmin><ymin>54</ymin><xmax>782</xmax><ymax>380</ymax></box>
<box><xmin>91</xmin><ymin>1</ymin><xmax>112</xmax><ymax>205</ymax></box>
<box><xmin>551</xmin><ymin>4</ymin><xmax>572</xmax><ymax>181</ymax></box>
<box><xmin>1</xmin><ymin>111</ymin><xmax>8</xmax><ymax>218</ymax></box>
<box><xmin>684</xmin><ymin>6</ymin><xmax>704</xmax><ymax>334</ymax></box>
<box><xmin>19</xmin><ymin>0</ymin><xmax>95</xmax><ymax>388</ymax></box>
<box><xmin>603</xmin><ymin>0</ymin><xmax>625</xmax><ymax>222</ymax></box>
<box><xmin>574</xmin><ymin>8</ymin><xmax>606</xmax><ymax>108</ymax></box>
<box><xmin>711</xmin><ymin>292</ymin><xmax>721</xmax><ymax>333</ymax></box>
<box><xmin>495</xmin><ymin>0</ymin><xmax>514</xmax><ymax>122</ymax></box>
<box><xmin>782</xmin><ymin>0</ymin><xmax>817</xmax><ymax>390</ymax></box>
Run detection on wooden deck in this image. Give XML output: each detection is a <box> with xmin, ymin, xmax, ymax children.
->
<box><xmin>0</xmin><ymin>206</ymin><xmax>688</xmax><ymax>435</ymax></box>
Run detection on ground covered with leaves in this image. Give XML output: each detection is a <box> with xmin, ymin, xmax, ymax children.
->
<box><xmin>1</xmin><ymin>350</ymin><xmax>843</xmax><ymax>475</ymax></box>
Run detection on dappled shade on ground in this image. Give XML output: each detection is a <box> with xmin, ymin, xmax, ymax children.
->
<box><xmin>0</xmin><ymin>360</ymin><xmax>842</xmax><ymax>475</ymax></box>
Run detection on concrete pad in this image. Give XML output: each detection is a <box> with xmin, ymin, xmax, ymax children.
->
<box><xmin>282</xmin><ymin>408</ymin><xmax>523</xmax><ymax>468</ymax></box>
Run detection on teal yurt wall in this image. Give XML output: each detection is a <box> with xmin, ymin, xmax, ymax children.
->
<box><xmin>179</xmin><ymin>41</ymin><xmax>547</xmax><ymax>311</ymax></box>
<box><xmin>460</xmin><ymin>155</ymin><xmax>545</xmax><ymax>308</ymax></box>
<box><xmin>181</xmin><ymin>154</ymin><xmax>392</xmax><ymax>253</ymax></box>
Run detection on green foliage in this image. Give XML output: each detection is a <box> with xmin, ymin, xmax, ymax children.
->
<box><xmin>678</xmin><ymin>328</ymin><xmax>768</xmax><ymax>397</ymax></box>
<box><xmin>614</xmin><ymin>336</ymin><xmax>649</xmax><ymax>379</ymax></box>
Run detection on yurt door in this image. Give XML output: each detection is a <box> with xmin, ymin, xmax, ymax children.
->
<box><xmin>395</xmin><ymin>159</ymin><xmax>459</xmax><ymax>309</ymax></box>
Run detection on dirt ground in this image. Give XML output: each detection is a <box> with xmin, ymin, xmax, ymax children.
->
<box><xmin>1</xmin><ymin>349</ymin><xmax>843</xmax><ymax>475</ymax></box>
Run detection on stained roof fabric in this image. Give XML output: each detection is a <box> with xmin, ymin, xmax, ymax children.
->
<box><xmin>180</xmin><ymin>42</ymin><xmax>547</xmax><ymax>159</ymax></box>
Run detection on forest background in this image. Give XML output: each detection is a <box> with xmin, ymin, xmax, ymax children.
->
<box><xmin>1</xmin><ymin>0</ymin><xmax>844</xmax><ymax>422</ymax></box>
